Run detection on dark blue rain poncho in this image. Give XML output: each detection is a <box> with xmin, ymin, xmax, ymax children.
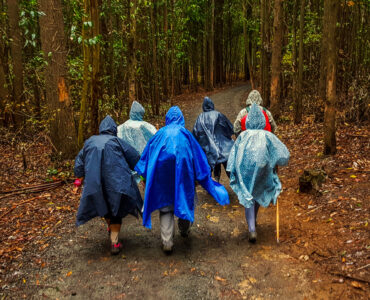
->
<box><xmin>226</xmin><ymin>104</ymin><xmax>290</xmax><ymax>208</ymax></box>
<box><xmin>74</xmin><ymin>116</ymin><xmax>143</xmax><ymax>226</ymax></box>
<box><xmin>193</xmin><ymin>97</ymin><xmax>234</xmax><ymax>169</ymax></box>
<box><xmin>135</xmin><ymin>106</ymin><xmax>230</xmax><ymax>228</ymax></box>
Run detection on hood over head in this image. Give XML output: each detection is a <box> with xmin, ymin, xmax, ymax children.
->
<box><xmin>246</xmin><ymin>90</ymin><xmax>263</xmax><ymax>106</ymax></box>
<box><xmin>245</xmin><ymin>103</ymin><xmax>266</xmax><ymax>130</ymax></box>
<box><xmin>202</xmin><ymin>96</ymin><xmax>215</xmax><ymax>112</ymax></box>
<box><xmin>129</xmin><ymin>101</ymin><xmax>145</xmax><ymax>121</ymax></box>
<box><xmin>165</xmin><ymin>106</ymin><xmax>185</xmax><ymax>126</ymax></box>
<box><xmin>99</xmin><ymin>115</ymin><xmax>117</xmax><ymax>136</ymax></box>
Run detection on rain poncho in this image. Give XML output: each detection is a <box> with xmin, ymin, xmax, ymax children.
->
<box><xmin>117</xmin><ymin>101</ymin><xmax>157</xmax><ymax>155</ymax></box>
<box><xmin>74</xmin><ymin>116</ymin><xmax>143</xmax><ymax>226</ymax></box>
<box><xmin>233</xmin><ymin>90</ymin><xmax>277</xmax><ymax>136</ymax></box>
<box><xmin>192</xmin><ymin>97</ymin><xmax>234</xmax><ymax>169</ymax></box>
<box><xmin>135</xmin><ymin>106</ymin><xmax>230</xmax><ymax>228</ymax></box>
<box><xmin>227</xmin><ymin>104</ymin><xmax>289</xmax><ymax>208</ymax></box>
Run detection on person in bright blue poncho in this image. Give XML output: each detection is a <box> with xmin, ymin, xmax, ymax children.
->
<box><xmin>193</xmin><ymin>97</ymin><xmax>234</xmax><ymax>182</ymax></box>
<box><xmin>117</xmin><ymin>101</ymin><xmax>157</xmax><ymax>155</ymax></box>
<box><xmin>74</xmin><ymin>116</ymin><xmax>143</xmax><ymax>255</ymax></box>
<box><xmin>226</xmin><ymin>104</ymin><xmax>289</xmax><ymax>243</ymax></box>
<box><xmin>135</xmin><ymin>106</ymin><xmax>229</xmax><ymax>253</ymax></box>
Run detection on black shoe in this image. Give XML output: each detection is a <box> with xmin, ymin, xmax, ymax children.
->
<box><xmin>178</xmin><ymin>219</ymin><xmax>191</xmax><ymax>238</ymax></box>
<box><xmin>111</xmin><ymin>242</ymin><xmax>122</xmax><ymax>255</ymax></box>
<box><xmin>248</xmin><ymin>231</ymin><xmax>257</xmax><ymax>243</ymax></box>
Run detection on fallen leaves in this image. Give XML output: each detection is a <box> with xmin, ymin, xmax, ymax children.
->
<box><xmin>66</xmin><ymin>271</ymin><xmax>72</xmax><ymax>277</ymax></box>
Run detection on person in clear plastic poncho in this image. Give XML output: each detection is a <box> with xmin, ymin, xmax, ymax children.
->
<box><xmin>227</xmin><ymin>104</ymin><xmax>289</xmax><ymax>243</ymax></box>
<box><xmin>117</xmin><ymin>101</ymin><xmax>157</xmax><ymax>155</ymax></box>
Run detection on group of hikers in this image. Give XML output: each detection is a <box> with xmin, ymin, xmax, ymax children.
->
<box><xmin>73</xmin><ymin>90</ymin><xmax>290</xmax><ymax>255</ymax></box>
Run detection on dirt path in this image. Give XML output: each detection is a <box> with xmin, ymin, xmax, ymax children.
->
<box><xmin>29</xmin><ymin>85</ymin><xmax>344</xmax><ymax>299</ymax></box>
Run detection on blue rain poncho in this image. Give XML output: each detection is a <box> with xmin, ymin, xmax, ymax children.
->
<box><xmin>74</xmin><ymin>116</ymin><xmax>143</xmax><ymax>226</ymax></box>
<box><xmin>192</xmin><ymin>97</ymin><xmax>234</xmax><ymax>169</ymax></box>
<box><xmin>226</xmin><ymin>104</ymin><xmax>290</xmax><ymax>208</ymax></box>
<box><xmin>117</xmin><ymin>101</ymin><xmax>157</xmax><ymax>155</ymax></box>
<box><xmin>135</xmin><ymin>106</ymin><xmax>230</xmax><ymax>228</ymax></box>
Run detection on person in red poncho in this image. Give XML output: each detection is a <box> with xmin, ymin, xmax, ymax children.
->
<box><xmin>233</xmin><ymin>90</ymin><xmax>277</xmax><ymax>136</ymax></box>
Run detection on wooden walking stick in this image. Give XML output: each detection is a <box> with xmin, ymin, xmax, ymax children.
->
<box><xmin>276</xmin><ymin>199</ymin><xmax>280</xmax><ymax>243</ymax></box>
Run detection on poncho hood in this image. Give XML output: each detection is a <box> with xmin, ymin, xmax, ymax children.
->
<box><xmin>245</xmin><ymin>103</ymin><xmax>266</xmax><ymax>130</ymax></box>
<box><xmin>165</xmin><ymin>106</ymin><xmax>185</xmax><ymax>126</ymax></box>
<box><xmin>202</xmin><ymin>97</ymin><xmax>215</xmax><ymax>112</ymax></box>
<box><xmin>99</xmin><ymin>115</ymin><xmax>117</xmax><ymax>136</ymax></box>
<box><xmin>246</xmin><ymin>90</ymin><xmax>263</xmax><ymax>106</ymax></box>
<box><xmin>129</xmin><ymin>101</ymin><xmax>145</xmax><ymax>121</ymax></box>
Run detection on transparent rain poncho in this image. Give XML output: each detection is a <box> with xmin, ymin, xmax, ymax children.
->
<box><xmin>117</xmin><ymin>101</ymin><xmax>157</xmax><ymax>155</ymax></box>
<box><xmin>226</xmin><ymin>104</ymin><xmax>290</xmax><ymax>208</ymax></box>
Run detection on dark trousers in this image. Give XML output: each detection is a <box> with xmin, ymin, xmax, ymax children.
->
<box><xmin>213</xmin><ymin>161</ymin><xmax>230</xmax><ymax>179</ymax></box>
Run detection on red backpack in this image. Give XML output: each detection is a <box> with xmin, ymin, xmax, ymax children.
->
<box><xmin>241</xmin><ymin>107</ymin><xmax>272</xmax><ymax>132</ymax></box>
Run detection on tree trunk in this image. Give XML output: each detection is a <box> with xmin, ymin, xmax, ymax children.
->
<box><xmin>323</xmin><ymin>0</ymin><xmax>338</xmax><ymax>155</ymax></box>
<box><xmin>292</xmin><ymin>0</ymin><xmax>298</xmax><ymax>121</ymax></box>
<box><xmin>260</xmin><ymin>0</ymin><xmax>270</xmax><ymax>106</ymax></box>
<box><xmin>242</xmin><ymin>0</ymin><xmax>255</xmax><ymax>89</ymax></box>
<box><xmin>90</xmin><ymin>0</ymin><xmax>101</xmax><ymax>135</ymax></box>
<box><xmin>39</xmin><ymin>0</ymin><xmax>78</xmax><ymax>158</ymax></box>
<box><xmin>163</xmin><ymin>0</ymin><xmax>169</xmax><ymax>98</ymax></box>
<box><xmin>210</xmin><ymin>0</ymin><xmax>214</xmax><ymax>89</ymax></box>
<box><xmin>127</xmin><ymin>0</ymin><xmax>137</xmax><ymax>106</ymax></box>
<box><xmin>7</xmin><ymin>0</ymin><xmax>24</xmax><ymax>126</ymax></box>
<box><xmin>269</xmin><ymin>0</ymin><xmax>284</xmax><ymax>118</ymax></box>
<box><xmin>294</xmin><ymin>0</ymin><xmax>304</xmax><ymax>123</ymax></box>
<box><xmin>150</xmin><ymin>1</ymin><xmax>160</xmax><ymax>115</ymax></box>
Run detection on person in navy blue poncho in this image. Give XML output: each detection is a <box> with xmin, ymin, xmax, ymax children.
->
<box><xmin>193</xmin><ymin>96</ymin><xmax>234</xmax><ymax>182</ymax></box>
<box><xmin>135</xmin><ymin>106</ymin><xmax>229</xmax><ymax>253</ymax></box>
<box><xmin>74</xmin><ymin>116</ymin><xmax>143</xmax><ymax>255</ymax></box>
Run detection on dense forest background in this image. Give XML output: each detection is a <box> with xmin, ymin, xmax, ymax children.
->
<box><xmin>0</xmin><ymin>0</ymin><xmax>369</xmax><ymax>158</ymax></box>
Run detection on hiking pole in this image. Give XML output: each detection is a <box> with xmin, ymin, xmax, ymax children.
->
<box><xmin>276</xmin><ymin>199</ymin><xmax>280</xmax><ymax>243</ymax></box>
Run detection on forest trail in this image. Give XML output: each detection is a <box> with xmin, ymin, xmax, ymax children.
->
<box><xmin>11</xmin><ymin>85</ymin><xmax>359</xmax><ymax>299</ymax></box>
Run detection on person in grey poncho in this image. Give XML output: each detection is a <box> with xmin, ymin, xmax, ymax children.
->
<box><xmin>117</xmin><ymin>101</ymin><xmax>157</xmax><ymax>155</ymax></box>
<box><xmin>233</xmin><ymin>90</ymin><xmax>277</xmax><ymax>136</ymax></box>
<box><xmin>193</xmin><ymin>97</ymin><xmax>234</xmax><ymax>182</ymax></box>
<box><xmin>227</xmin><ymin>104</ymin><xmax>289</xmax><ymax>243</ymax></box>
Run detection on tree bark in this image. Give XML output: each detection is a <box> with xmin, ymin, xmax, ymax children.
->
<box><xmin>163</xmin><ymin>0</ymin><xmax>169</xmax><ymax>98</ymax></box>
<box><xmin>127</xmin><ymin>0</ymin><xmax>137</xmax><ymax>106</ymax></box>
<box><xmin>7</xmin><ymin>0</ymin><xmax>24</xmax><ymax>126</ymax></box>
<box><xmin>260</xmin><ymin>0</ymin><xmax>270</xmax><ymax>106</ymax></box>
<box><xmin>323</xmin><ymin>0</ymin><xmax>338</xmax><ymax>155</ymax></box>
<box><xmin>39</xmin><ymin>0</ymin><xmax>78</xmax><ymax>158</ymax></box>
<box><xmin>242</xmin><ymin>0</ymin><xmax>255</xmax><ymax>89</ymax></box>
<box><xmin>269</xmin><ymin>0</ymin><xmax>284</xmax><ymax>118</ymax></box>
<box><xmin>294</xmin><ymin>0</ymin><xmax>304</xmax><ymax>123</ymax></box>
<box><xmin>150</xmin><ymin>1</ymin><xmax>160</xmax><ymax>115</ymax></box>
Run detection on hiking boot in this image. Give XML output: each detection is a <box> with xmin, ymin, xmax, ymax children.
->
<box><xmin>248</xmin><ymin>231</ymin><xmax>257</xmax><ymax>243</ymax></box>
<box><xmin>162</xmin><ymin>243</ymin><xmax>173</xmax><ymax>255</ymax></box>
<box><xmin>178</xmin><ymin>219</ymin><xmax>191</xmax><ymax>238</ymax></box>
<box><xmin>111</xmin><ymin>242</ymin><xmax>122</xmax><ymax>255</ymax></box>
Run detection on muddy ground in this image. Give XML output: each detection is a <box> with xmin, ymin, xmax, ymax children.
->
<box><xmin>0</xmin><ymin>85</ymin><xmax>369</xmax><ymax>299</ymax></box>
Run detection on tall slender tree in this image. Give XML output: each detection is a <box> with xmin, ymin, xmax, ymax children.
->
<box><xmin>294</xmin><ymin>0</ymin><xmax>305</xmax><ymax>123</ymax></box>
<box><xmin>270</xmin><ymin>0</ymin><xmax>284</xmax><ymax>117</ymax></box>
<box><xmin>7</xmin><ymin>0</ymin><xmax>23</xmax><ymax>126</ymax></box>
<box><xmin>323</xmin><ymin>0</ymin><xmax>338</xmax><ymax>155</ymax></box>
<box><xmin>38</xmin><ymin>0</ymin><xmax>78</xmax><ymax>158</ymax></box>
